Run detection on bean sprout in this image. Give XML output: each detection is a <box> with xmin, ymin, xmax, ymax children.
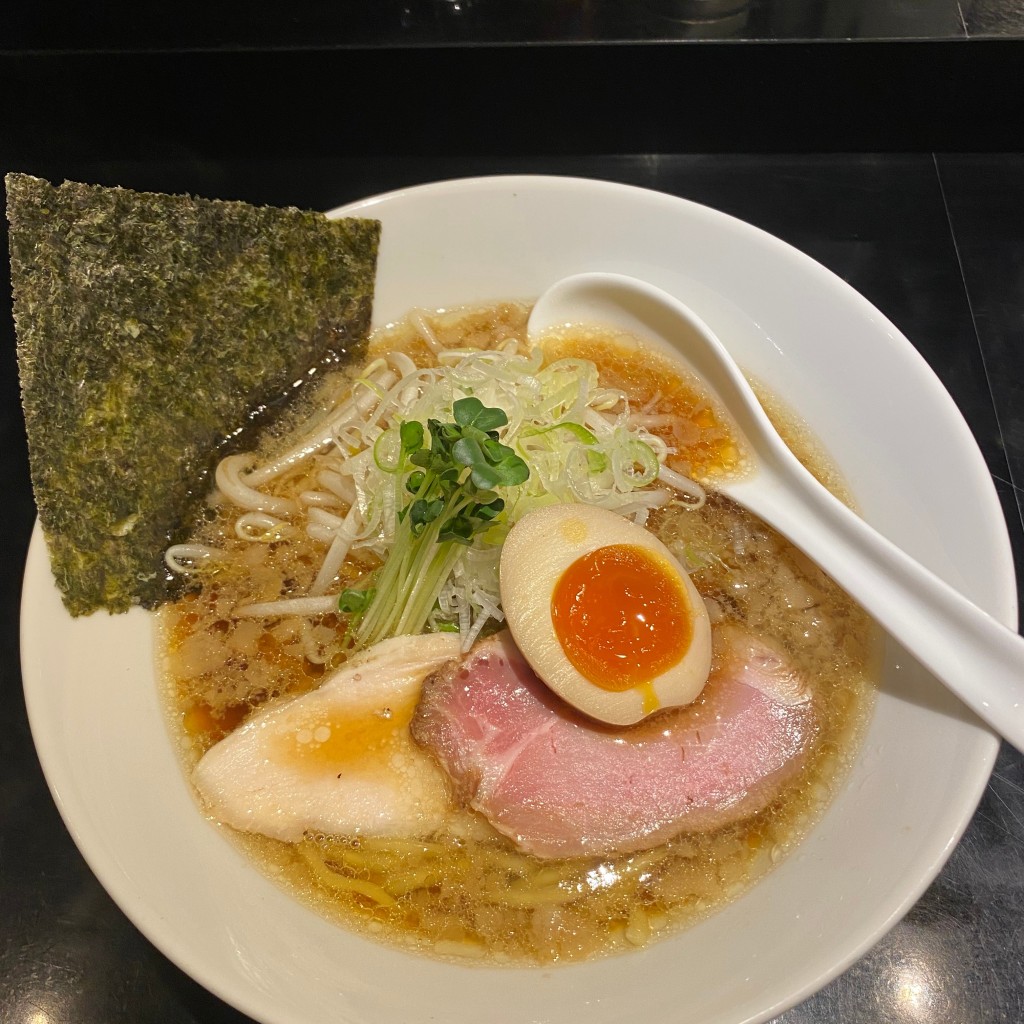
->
<box><xmin>167</xmin><ymin>325</ymin><xmax>708</xmax><ymax>647</ymax></box>
<box><xmin>658</xmin><ymin>465</ymin><xmax>708</xmax><ymax>508</ymax></box>
<box><xmin>234</xmin><ymin>595</ymin><xmax>340</xmax><ymax>619</ymax></box>
<box><xmin>235</xmin><ymin>511</ymin><xmax>290</xmax><ymax>542</ymax></box>
<box><xmin>215</xmin><ymin>454</ymin><xmax>297</xmax><ymax>517</ymax></box>
<box><xmin>164</xmin><ymin>544</ymin><xmax>224</xmax><ymax>573</ymax></box>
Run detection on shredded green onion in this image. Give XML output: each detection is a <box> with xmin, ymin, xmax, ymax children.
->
<box><xmin>192</xmin><ymin>338</ymin><xmax>705</xmax><ymax>650</ymax></box>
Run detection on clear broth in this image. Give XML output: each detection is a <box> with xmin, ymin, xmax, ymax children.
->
<box><xmin>158</xmin><ymin>302</ymin><xmax>878</xmax><ymax>965</ymax></box>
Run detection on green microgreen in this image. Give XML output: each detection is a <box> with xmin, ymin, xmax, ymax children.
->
<box><xmin>338</xmin><ymin>587</ymin><xmax>376</xmax><ymax>614</ymax></box>
<box><xmin>341</xmin><ymin>396</ymin><xmax>530</xmax><ymax>647</ymax></box>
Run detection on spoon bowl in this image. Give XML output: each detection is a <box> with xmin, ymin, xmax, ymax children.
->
<box><xmin>528</xmin><ymin>271</ymin><xmax>1024</xmax><ymax>752</ymax></box>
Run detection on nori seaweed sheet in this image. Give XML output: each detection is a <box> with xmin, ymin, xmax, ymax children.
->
<box><xmin>7</xmin><ymin>173</ymin><xmax>381</xmax><ymax>616</ymax></box>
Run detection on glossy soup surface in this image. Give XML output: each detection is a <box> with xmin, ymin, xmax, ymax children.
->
<box><xmin>159</xmin><ymin>302</ymin><xmax>877</xmax><ymax>965</ymax></box>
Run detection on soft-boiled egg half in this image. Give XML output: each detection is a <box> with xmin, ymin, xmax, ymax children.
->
<box><xmin>499</xmin><ymin>503</ymin><xmax>712</xmax><ymax>726</ymax></box>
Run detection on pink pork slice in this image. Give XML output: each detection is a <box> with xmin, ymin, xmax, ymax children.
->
<box><xmin>411</xmin><ymin>627</ymin><xmax>817</xmax><ymax>858</ymax></box>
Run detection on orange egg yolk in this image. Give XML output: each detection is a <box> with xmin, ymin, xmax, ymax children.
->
<box><xmin>550</xmin><ymin>543</ymin><xmax>693</xmax><ymax>691</ymax></box>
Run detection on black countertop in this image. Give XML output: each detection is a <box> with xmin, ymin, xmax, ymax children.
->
<box><xmin>6</xmin><ymin>0</ymin><xmax>1024</xmax><ymax>48</ymax></box>
<box><xmin>2</xmin><ymin>6</ymin><xmax>1024</xmax><ymax>1018</ymax></box>
<box><xmin>3</xmin><ymin>0</ymin><xmax>1024</xmax><ymax>158</ymax></box>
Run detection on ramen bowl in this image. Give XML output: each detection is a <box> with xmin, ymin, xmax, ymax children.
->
<box><xmin>21</xmin><ymin>175</ymin><xmax>1011</xmax><ymax>1024</ymax></box>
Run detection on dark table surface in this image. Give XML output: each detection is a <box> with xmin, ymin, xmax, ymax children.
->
<box><xmin>6</xmin><ymin>0</ymin><xmax>1024</xmax><ymax>48</ymax></box>
<box><xmin>2</xmin><ymin>6</ymin><xmax>1024</xmax><ymax>1018</ymax></box>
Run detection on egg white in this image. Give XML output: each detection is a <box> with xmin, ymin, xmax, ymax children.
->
<box><xmin>499</xmin><ymin>503</ymin><xmax>712</xmax><ymax>726</ymax></box>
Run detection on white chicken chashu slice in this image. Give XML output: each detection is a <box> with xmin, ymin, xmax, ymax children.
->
<box><xmin>192</xmin><ymin>632</ymin><xmax>462</xmax><ymax>842</ymax></box>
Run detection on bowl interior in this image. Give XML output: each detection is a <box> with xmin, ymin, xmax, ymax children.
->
<box><xmin>21</xmin><ymin>174</ymin><xmax>1011</xmax><ymax>1024</ymax></box>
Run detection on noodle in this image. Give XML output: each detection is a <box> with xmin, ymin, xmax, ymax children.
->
<box><xmin>296</xmin><ymin>844</ymin><xmax>398</xmax><ymax>907</ymax></box>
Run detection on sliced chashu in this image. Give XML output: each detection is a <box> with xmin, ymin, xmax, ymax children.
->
<box><xmin>412</xmin><ymin>628</ymin><xmax>816</xmax><ymax>858</ymax></box>
<box><xmin>192</xmin><ymin>633</ymin><xmax>462</xmax><ymax>842</ymax></box>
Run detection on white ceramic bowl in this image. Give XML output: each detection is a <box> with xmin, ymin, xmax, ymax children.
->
<box><xmin>22</xmin><ymin>175</ymin><xmax>1013</xmax><ymax>1024</ymax></box>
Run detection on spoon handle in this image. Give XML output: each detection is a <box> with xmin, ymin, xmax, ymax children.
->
<box><xmin>725</xmin><ymin>459</ymin><xmax>1024</xmax><ymax>751</ymax></box>
<box><xmin>528</xmin><ymin>270</ymin><xmax>1021</xmax><ymax>750</ymax></box>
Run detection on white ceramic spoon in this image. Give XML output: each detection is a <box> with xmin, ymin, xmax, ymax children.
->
<box><xmin>527</xmin><ymin>271</ymin><xmax>1024</xmax><ymax>752</ymax></box>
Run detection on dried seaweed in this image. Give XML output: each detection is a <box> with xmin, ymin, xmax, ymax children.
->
<box><xmin>7</xmin><ymin>173</ymin><xmax>380</xmax><ymax>616</ymax></box>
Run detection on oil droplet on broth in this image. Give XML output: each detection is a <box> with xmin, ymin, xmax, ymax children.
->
<box><xmin>275</xmin><ymin>697</ymin><xmax>416</xmax><ymax>774</ymax></box>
